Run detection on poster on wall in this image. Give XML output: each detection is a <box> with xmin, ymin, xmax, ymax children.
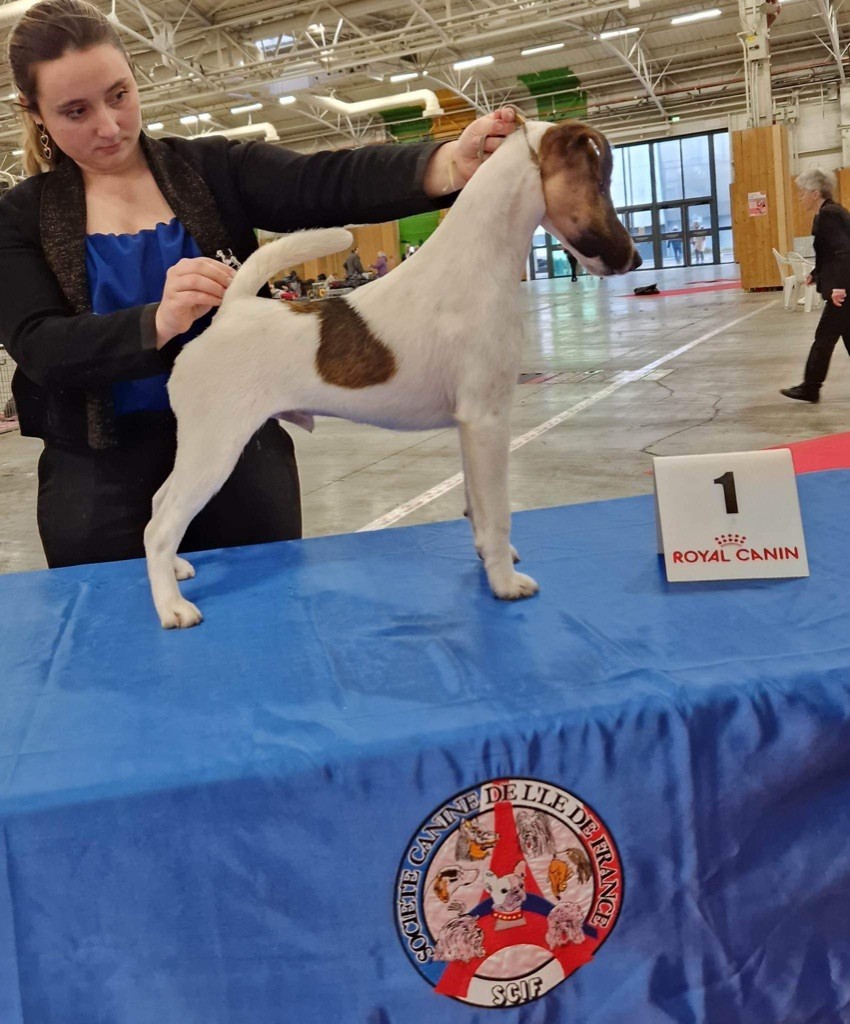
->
<box><xmin>748</xmin><ymin>191</ymin><xmax>768</xmax><ymax>217</ymax></box>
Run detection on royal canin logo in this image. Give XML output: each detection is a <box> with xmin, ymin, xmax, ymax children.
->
<box><xmin>672</xmin><ymin>535</ymin><xmax>800</xmax><ymax>564</ymax></box>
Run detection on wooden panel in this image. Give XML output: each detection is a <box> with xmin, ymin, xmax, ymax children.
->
<box><xmin>430</xmin><ymin>89</ymin><xmax>477</xmax><ymax>142</ymax></box>
<box><xmin>730</xmin><ymin>124</ymin><xmax>795</xmax><ymax>290</ymax></box>
<box><xmin>287</xmin><ymin>221</ymin><xmax>400</xmax><ymax>282</ymax></box>
<box><xmin>837</xmin><ymin>168</ymin><xmax>850</xmax><ymax>207</ymax></box>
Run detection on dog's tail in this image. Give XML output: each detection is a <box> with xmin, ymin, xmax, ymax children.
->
<box><xmin>221</xmin><ymin>227</ymin><xmax>354</xmax><ymax>308</ymax></box>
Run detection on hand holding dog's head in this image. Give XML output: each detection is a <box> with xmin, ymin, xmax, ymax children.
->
<box><xmin>536</xmin><ymin>121</ymin><xmax>641</xmax><ymax>277</ymax></box>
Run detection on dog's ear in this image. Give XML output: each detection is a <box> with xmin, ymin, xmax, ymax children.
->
<box><xmin>539</xmin><ymin>122</ymin><xmax>606</xmax><ymax>178</ymax></box>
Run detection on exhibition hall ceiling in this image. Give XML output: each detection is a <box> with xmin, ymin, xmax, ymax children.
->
<box><xmin>0</xmin><ymin>0</ymin><xmax>846</xmax><ymax>170</ymax></box>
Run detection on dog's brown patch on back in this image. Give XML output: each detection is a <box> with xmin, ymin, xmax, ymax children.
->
<box><xmin>288</xmin><ymin>300</ymin><xmax>324</xmax><ymax>315</ymax></box>
<box><xmin>288</xmin><ymin>297</ymin><xmax>396</xmax><ymax>388</ymax></box>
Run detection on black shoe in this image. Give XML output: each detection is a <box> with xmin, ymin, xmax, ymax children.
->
<box><xmin>780</xmin><ymin>384</ymin><xmax>820</xmax><ymax>403</ymax></box>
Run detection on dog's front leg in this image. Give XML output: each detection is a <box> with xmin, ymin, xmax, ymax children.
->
<box><xmin>460</xmin><ymin>445</ymin><xmax>520</xmax><ymax>565</ymax></box>
<box><xmin>458</xmin><ymin>416</ymin><xmax>538</xmax><ymax>600</ymax></box>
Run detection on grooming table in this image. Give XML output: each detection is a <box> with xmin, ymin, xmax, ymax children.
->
<box><xmin>1</xmin><ymin>471</ymin><xmax>849</xmax><ymax>1023</ymax></box>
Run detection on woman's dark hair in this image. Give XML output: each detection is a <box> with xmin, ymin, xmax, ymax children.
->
<box><xmin>8</xmin><ymin>0</ymin><xmax>132</xmax><ymax>175</ymax></box>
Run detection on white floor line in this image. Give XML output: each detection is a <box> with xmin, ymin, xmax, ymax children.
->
<box><xmin>358</xmin><ymin>300</ymin><xmax>776</xmax><ymax>532</ymax></box>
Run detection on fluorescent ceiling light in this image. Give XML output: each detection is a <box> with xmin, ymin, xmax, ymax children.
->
<box><xmin>308</xmin><ymin>23</ymin><xmax>324</xmax><ymax>32</ymax></box>
<box><xmin>452</xmin><ymin>55</ymin><xmax>494</xmax><ymax>70</ymax></box>
<box><xmin>199</xmin><ymin>113</ymin><xmax>212</xmax><ymax>122</ymax></box>
<box><xmin>12</xmin><ymin>149</ymin><xmax>23</xmax><ymax>155</ymax></box>
<box><xmin>230</xmin><ymin>102</ymin><xmax>263</xmax><ymax>115</ymax></box>
<box><xmin>670</xmin><ymin>8</ymin><xmax>721</xmax><ymax>24</ymax></box>
<box><xmin>521</xmin><ymin>42</ymin><xmax>565</xmax><ymax>56</ymax></box>
<box><xmin>598</xmin><ymin>26</ymin><xmax>640</xmax><ymax>39</ymax></box>
<box><xmin>390</xmin><ymin>72</ymin><xmax>420</xmax><ymax>82</ymax></box>
<box><xmin>146</xmin><ymin>121</ymin><xmax>164</xmax><ymax>131</ymax></box>
<box><xmin>179</xmin><ymin>113</ymin><xmax>211</xmax><ymax>125</ymax></box>
<box><xmin>278</xmin><ymin>95</ymin><xmax>297</xmax><ymax>105</ymax></box>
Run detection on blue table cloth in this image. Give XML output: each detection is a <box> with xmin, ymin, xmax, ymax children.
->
<box><xmin>1</xmin><ymin>470</ymin><xmax>849</xmax><ymax>1024</ymax></box>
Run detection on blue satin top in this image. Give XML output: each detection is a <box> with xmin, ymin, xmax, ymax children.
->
<box><xmin>85</xmin><ymin>217</ymin><xmax>210</xmax><ymax>416</ymax></box>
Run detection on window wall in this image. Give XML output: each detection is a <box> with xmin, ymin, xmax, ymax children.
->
<box><xmin>527</xmin><ymin>129</ymin><xmax>734</xmax><ymax>279</ymax></box>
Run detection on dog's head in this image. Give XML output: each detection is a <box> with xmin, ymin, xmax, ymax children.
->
<box><xmin>483</xmin><ymin>861</ymin><xmax>527</xmax><ymax>913</ymax></box>
<box><xmin>535</xmin><ymin>120</ymin><xmax>640</xmax><ymax>277</ymax></box>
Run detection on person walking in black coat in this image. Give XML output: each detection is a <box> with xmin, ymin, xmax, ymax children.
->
<box><xmin>782</xmin><ymin>169</ymin><xmax>850</xmax><ymax>403</ymax></box>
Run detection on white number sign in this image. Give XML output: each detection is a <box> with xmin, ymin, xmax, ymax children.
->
<box><xmin>654</xmin><ymin>449</ymin><xmax>809</xmax><ymax>582</ymax></box>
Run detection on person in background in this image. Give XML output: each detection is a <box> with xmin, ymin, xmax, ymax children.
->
<box><xmin>566</xmin><ymin>252</ymin><xmax>579</xmax><ymax>282</ymax></box>
<box><xmin>0</xmin><ymin>0</ymin><xmax>519</xmax><ymax>568</ymax></box>
<box><xmin>781</xmin><ymin>169</ymin><xmax>850</xmax><ymax>404</ymax></box>
<box><xmin>371</xmin><ymin>251</ymin><xmax>389</xmax><ymax>277</ymax></box>
<box><xmin>343</xmin><ymin>245</ymin><xmax>363</xmax><ymax>278</ymax></box>
<box><xmin>691</xmin><ymin>221</ymin><xmax>706</xmax><ymax>264</ymax></box>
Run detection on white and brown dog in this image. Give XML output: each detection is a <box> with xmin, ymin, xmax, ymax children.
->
<box><xmin>144</xmin><ymin>117</ymin><xmax>640</xmax><ymax>628</ymax></box>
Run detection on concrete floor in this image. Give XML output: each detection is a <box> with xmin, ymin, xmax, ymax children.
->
<box><xmin>1</xmin><ymin>263</ymin><xmax>845</xmax><ymax>575</ymax></box>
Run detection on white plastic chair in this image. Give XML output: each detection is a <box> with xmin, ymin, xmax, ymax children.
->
<box><xmin>787</xmin><ymin>252</ymin><xmax>820</xmax><ymax>312</ymax></box>
<box><xmin>772</xmin><ymin>248</ymin><xmax>797</xmax><ymax>310</ymax></box>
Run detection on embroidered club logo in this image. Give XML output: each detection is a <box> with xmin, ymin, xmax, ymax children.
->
<box><xmin>395</xmin><ymin>777</ymin><xmax>623</xmax><ymax>1009</ymax></box>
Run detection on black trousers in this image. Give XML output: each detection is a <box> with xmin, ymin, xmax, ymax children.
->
<box><xmin>804</xmin><ymin>300</ymin><xmax>850</xmax><ymax>385</ymax></box>
<box><xmin>37</xmin><ymin>413</ymin><xmax>301</xmax><ymax>569</ymax></box>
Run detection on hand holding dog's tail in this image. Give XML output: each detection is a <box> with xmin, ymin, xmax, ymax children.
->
<box><xmin>221</xmin><ymin>228</ymin><xmax>354</xmax><ymax>308</ymax></box>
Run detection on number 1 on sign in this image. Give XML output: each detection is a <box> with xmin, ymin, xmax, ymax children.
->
<box><xmin>713</xmin><ymin>471</ymin><xmax>739</xmax><ymax>514</ymax></box>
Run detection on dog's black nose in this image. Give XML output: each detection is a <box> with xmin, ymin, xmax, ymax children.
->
<box><xmin>631</xmin><ymin>250</ymin><xmax>643</xmax><ymax>271</ymax></box>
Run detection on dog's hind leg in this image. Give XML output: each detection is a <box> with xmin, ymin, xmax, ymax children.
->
<box><xmin>145</xmin><ymin>413</ymin><xmax>266</xmax><ymax>628</ymax></box>
<box><xmin>151</xmin><ymin>474</ymin><xmax>196</xmax><ymax>580</ymax></box>
<box><xmin>458</xmin><ymin>415</ymin><xmax>538</xmax><ymax>600</ymax></box>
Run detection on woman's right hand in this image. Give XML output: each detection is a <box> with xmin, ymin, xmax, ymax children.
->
<box><xmin>155</xmin><ymin>257</ymin><xmax>236</xmax><ymax>349</ymax></box>
<box><xmin>806</xmin><ymin>273</ymin><xmax>814</xmax><ymax>286</ymax></box>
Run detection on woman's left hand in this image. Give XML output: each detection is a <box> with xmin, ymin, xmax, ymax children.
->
<box><xmin>832</xmin><ymin>288</ymin><xmax>846</xmax><ymax>307</ymax></box>
<box><xmin>452</xmin><ymin>108</ymin><xmax>519</xmax><ymax>184</ymax></box>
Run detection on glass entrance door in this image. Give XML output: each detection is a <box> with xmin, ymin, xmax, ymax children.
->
<box><xmin>658</xmin><ymin>204</ymin><xmax>685</xmax><ymax>267</ymax></box>
<box><xmin>658</xmin><ymin>202</ymin><xmax>716</xmax><ymax>266</ymax></box>
<box><xmin>625</xmin><ymin>208</ymin><xmax>655</xmax><ymax>270</ymax></box>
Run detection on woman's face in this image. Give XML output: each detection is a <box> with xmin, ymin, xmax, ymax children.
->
<box><xmin>28</xmin><ymin>43</ymin><xmax>142</xmax><ymax>175</ymax></box>
<box><xmin>798</xmin><ymin>187</ymin><xmax>823</xmax><ymax>214</ymax></box>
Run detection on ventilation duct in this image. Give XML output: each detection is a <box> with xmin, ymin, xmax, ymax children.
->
<box><xmin>308</xmin><ymin>90</ymin><xmax>444</xmax><ymax>118</ymax></box>
<box><xmin>205</xmin><ymin>123</ymin><xmax>280</xmax><ymax>142</ymax></box>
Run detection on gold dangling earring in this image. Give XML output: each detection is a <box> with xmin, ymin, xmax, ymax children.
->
<box><xmin>35</xmin><ymin>122</ymin><xmax>52</xmax><ymax>161</ymax></box>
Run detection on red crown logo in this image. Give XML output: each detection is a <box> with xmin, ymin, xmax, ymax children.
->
<box><xmin>715</xmin><ymin>534</ymin><xmax>746</xmax><ymax>547</ymax></box>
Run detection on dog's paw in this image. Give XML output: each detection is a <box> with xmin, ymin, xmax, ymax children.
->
<box><xmin>159</xmin><ymin>598</ymin><xmax>203</xmax><ymax>629</ymax></box>
<box><xmin>491</xmin><ymin>571</ymin><xmax>539</xmax><ymax>601</ymax></box>
<box><xmin>173</xmin><ymin>556</ymin><xmax>195</xmax><ymax>581</ymax></box>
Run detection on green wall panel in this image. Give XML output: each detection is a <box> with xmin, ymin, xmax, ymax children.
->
<box><xmin>519</xmin><ymin>67</ymin><xmax>587</xmax><ymax>121</ymax></box>
<box><xmin>379</xmin><ymin>105</ymin><xmax>433</xmax><ymax>143</ymax></box>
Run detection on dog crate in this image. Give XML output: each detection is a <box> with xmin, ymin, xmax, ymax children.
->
<box><xmin>0</xmin><ymin>345</ymin><xmax>17</xmax><ymax>425</ymax></box>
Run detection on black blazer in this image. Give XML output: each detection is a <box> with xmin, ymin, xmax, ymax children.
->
<box><xmin>812</xmin><ymin>201</ymin><xmax>850</xmax><ymax>300</ymax></box>
<box><xmin>0</xmin><ymin>132</ymin><xmax>448</xmax><ymax>447</ymax></box>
